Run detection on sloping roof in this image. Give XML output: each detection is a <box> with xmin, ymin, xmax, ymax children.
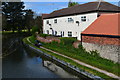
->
<box><xmin>42</xmin><ymin>14</ymin><xmax>49</xmax><ymax>19</ymax></box>
<box><xmin>43</xmin><ymin>1</ymin><xmax>120</xmax><ymax>19</ymax></box>
<box><xmin>82</xmin><ymin>13</ymin><xmax>120</xmax><ymax>36</ymax></box>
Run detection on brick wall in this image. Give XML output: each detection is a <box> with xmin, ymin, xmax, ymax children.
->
<box><xmin>82</xmin><ymin>35</ymin><xmax>120</xmax><ymax>46</ymax></box>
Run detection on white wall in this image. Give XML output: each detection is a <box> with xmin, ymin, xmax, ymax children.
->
<box><xmin>43</xmin><ymin>12</ymin><xmax>98</xmax><ymax>40</ymax></box>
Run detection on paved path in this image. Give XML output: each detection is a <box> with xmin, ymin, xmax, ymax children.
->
<box><xmin>27</xmin><ymin>37</ymin><xmax>120</xmax><ymax>79</ymax></box>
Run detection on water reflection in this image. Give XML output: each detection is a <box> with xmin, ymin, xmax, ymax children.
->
<box><xmin>43</xmin><ymin>60</ymin><xmax>77</xmax><ymax>78</ymax></box>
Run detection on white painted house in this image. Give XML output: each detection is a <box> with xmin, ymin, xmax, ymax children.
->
<box><xmin>42</xmin><ymin>1</ymin><xmax>119</xmax><ymax>40</ymax></box>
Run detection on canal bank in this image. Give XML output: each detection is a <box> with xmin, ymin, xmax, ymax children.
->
<box><xmin>23</xmin><ymin>37</ymin><xmax>107</xmax><ymax>80</ymax></box>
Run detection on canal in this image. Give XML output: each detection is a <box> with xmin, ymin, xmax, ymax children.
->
<box><xmin>2</xmin><ymin>33</ymin><xmax>78</xmax><ymax>79</ymax></box>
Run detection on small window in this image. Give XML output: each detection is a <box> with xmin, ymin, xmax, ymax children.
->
<box><xmin>54</xmin><ymin>19</ymin><xmax>57</xmax><ymax>23</ymax></box>
<box><xmin>46</xmin><ymin>20</ymin><xmax>49</xmax><ymax>24</ymax></box>
<box><xmin>61</xmin><ymin>31</ymin><xmax>64</xmax><ymax>37</ymax></box>
<box><xmin>81</xmin><ymin>16</ymin><xmax>86</xmax><ymax>22</ymax></box>
<box><xmin>47</xmin><ymin>30</ymin><xmax>49</xmax><ymax>34</ymax></box>
<box><xmin>55</xmin><ymin>31</ymin><xmax>57</xmax><ymax>35</ymax></box>
<box><xmin>68</xmin><ymin>31</ymin><xmax>72</xmax><ymax>37</ymax></box>
<box><xmin>63</xmin><ymin>31</ymin><xmax>64</xmax><ymax>36</ymax></box>
<box><xmin>68</xmin><ymin>18</ymin><xmax>74</xmax><ymax>22</ymax></box>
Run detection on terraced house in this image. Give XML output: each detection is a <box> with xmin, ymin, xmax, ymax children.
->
<box><xmin>42</xmin><ymin>1</ymin><xmax>119</xmax><ymax>40</ymax></box>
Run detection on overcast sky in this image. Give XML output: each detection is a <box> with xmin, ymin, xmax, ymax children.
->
<box><xmin>21</xmin><ymin>0</ymin><xmax>119</xmax><ymax>15</ymax></box>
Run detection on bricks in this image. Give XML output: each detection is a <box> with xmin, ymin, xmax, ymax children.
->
<box><xmin>82</xmin><ymin>35</ymin><xmax>120</xmax><ymax>46</ymax></box>
<box><xmin>36</xmin><ymin>35</ymin><xmax>60</xmax><ymax>43</ymax></box>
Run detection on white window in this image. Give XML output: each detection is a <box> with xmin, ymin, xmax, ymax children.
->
<box><xmin>68</xmin><ymin>18</ymin><xmax>74</xmax><ymax>22</ymax></box>
<box><xmin>81</xmin><ymin>16</ymin><xmax>86</xmax><ymax>22</ymax></box>
<box><xmin>54</xmin><ymin>19</ymin><xmax>57</xmax><ymax>23</ymax></box>
<box><xmin>68</xmin><ymin>31</ymin><xmax>72</xmax><ymax>37</ymax></box>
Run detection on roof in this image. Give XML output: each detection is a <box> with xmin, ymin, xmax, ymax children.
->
<box><xmin>43</xmin><ymin>1</ymin><xmax>120</xmax><ymax>19</ymax></box>
<box><xmin>42</xmin><ymin>14</ymin><xmax>49</xmax><ymax>19</ymax></box>
<box><xmin>82</xmin><ymin>13</ymin><xmax>120</xmax><ymax>36</ymax></box>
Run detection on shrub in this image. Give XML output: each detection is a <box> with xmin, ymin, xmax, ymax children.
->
<box><xmin>90</xmin><ymin>50</ymin><xmax>100</xmax><ymax>57</ymax></box>
<box><xmin>39</xmin><ymin>34</ymin><xmax>52</xmax><ymax>38</ymax></box>
<box><xmin>31</xmin><ymin>26</ymin><xmax>39</xmax><ymax>36</ymax></box>
<box><xmin>29</xmin><ymin>36</ymin><xmax>36</xmax><ymax>44</ymax></box>
<box><xmin>60</xmin><ymin>37</ymin><xmax>77</xmax><ymax>45</ymax></box>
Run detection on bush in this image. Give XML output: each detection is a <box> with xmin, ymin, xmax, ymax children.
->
<box><xmin>39</xmin><ymin>34</ymin><xmax>52</xmax><ymax>38</ymax></box>
<box><xmin>29</xmin><ymin>36</ymin><xmax>36</xmax><ymax>44</ymax></box>
<box><xmin>31</xmin><ymin>26</ymin><xmax>39</xmax><ymax>36</ymax></box>
<box><xmin>60</xmin><ymin>37</ymin><xmax>77</xmax><ymax>45</ymax></box>
<box><xmin>90</xmin><ymin>50</ymin><xmax>100</xmax><ymax>57</ymax></box>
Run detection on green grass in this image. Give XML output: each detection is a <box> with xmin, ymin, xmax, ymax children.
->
<box><xmin>1</xmin><ymin>29</ymin><xmax>32</xmax><ymax>34</ymax></box>
<box><xmin>23</xmin><ymin>37</ymin><xmax>115</xmax><ymax>79</ymax></box>
<box><xmin>23</xmin><ymin>36</ymin><xmax>120</xmax><ymax>79</ymax></box>
<box><xmin>39</xmin><ymin>39</ymin><xmax>120</xmax><ymax>76</ymax></box>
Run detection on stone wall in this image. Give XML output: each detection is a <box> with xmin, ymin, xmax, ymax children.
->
<box><xmin>82</xmin><ymin>42</ymin><xmax>120</xmax><ymax>63</ymax></box>
<box><xmin>82</xmin><ymin>35</ymin><xmax>120</xmax><ymax>63</ymax></box>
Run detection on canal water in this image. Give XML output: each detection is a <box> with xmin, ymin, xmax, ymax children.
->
<box><xmin>2</xmin><ymin>33</ymin><xmax>78</xmax><ymax>79</ymax></box>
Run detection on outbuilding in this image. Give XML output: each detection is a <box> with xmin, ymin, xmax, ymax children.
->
<box><xmin>81</xmin><ymin>13</ymin><xmax>120</xmax><ymax>63</ymax></box>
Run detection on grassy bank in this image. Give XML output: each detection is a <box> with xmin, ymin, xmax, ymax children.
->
<box><xmin>29</xmin><ymin>35</ymin><xmax>120</xmax><ymax>77</ymax></box>
<box><xmin>23</xmin><ymin>36</ymin><xmax>118</xmax><ymax>79</ymax></box>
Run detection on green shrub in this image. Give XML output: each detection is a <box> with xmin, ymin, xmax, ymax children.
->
<box><xmin>29</xmin><ymin>36</ymin><xmax>36</xmax><ymax>44</ymax></box>
<box><xmin>31</xmin><ymin>26</ymin><xmax>39</xmax><ymax>36</ymax></box>
<box><xmin>39</xmin><ymin>34</ymin><xmax>52</xmax><ymax>38</ymax></box>
<box><xmin>60</xmin><ymin>37</ymin><xmax>77</xmax><ymax>45</ymax></box>
<box><xmin>90</xmin><ymin>50</ymin><xmax>100</xmax><ymax>57</ymax></box>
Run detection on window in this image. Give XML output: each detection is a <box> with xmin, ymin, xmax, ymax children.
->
<box><xmin>68</xmin><ymin>31</ymin><xmax>72</xmax><ymax>37</ymax></box>
<box><xmin>68</xmin><ymin>18</ymin><xmax>74</xmax><ymax>22</ymax></box>
<box><xmin>47</xmin><ymin>30</ymin><xmax>49</xmax><ymax>34</ymax></box>
<box><xmin>63</xmin><ymin>31</ymin><xmax>64</xmax><ymax>37</ymax></box>
<box><xmin>55</xmin><ymin>31</ymin><xmax>57</xmax><ymax>35</ymax></box>
<box><xmin>81</xmin><ymin>16</ymin><xmax>86</xmax><ymax>22</ymax></box>
<box><xmin>54</xmin><ymin>19</ymin><xmax>57</xmax><ymax>23</ymax></box>
<box><xmin>46</xmin><ymin>20</ymin><xmax>49</xmax><ymax>24</ymax></box>
<box><xmin>61</xmin><ymin>31</ymin><xmax>64</xmax><ymax>37</ymax></box>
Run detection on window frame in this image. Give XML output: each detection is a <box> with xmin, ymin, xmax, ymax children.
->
<box><xmin>54</xmin><ymin>19</ymin><xmax>57</xmax><ymax>23</ymax></box>
<box><xmin>55</xmin><ymin>31</ymin><xmax>57</xmax><ymax>35</ymax></box>
<box><xmin>47</xmin><ymin>30</ymin><xmax>49</xmax><ymax>34</ymax></box>
<box><xmin>68</xmin><ymin>18</ymin><xmax>74</xmax><ymax>22</ymax></box>
<box><xmin>46</xmin><ymin>20</ymin><xmax>49</xmax><ymax>24</ymax></box>
<box><xmin>81</xmin><ymin>16</ymin><xmax>86</xmax><ymax>22</ymax></box>
<box><xmin>68</xmin><ymin>31</ymin><xmax>72</xmax><ymax>37</ymax></box>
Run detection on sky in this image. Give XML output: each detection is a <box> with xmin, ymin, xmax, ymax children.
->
<box><xmin>21</xmin><ymin>0</ymin><xmax>120</xmax><ymax>15</ymax></box>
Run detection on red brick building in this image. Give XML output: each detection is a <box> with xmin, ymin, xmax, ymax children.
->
<box><xmin>81</xmin><ymin>13</ymin><xmax>120</xmax><ymax>63</ymax></box>
<box><xmin>81</xmin><ymin>13</ymin><xmax>120</xmax><ymax>46</ymax></box>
